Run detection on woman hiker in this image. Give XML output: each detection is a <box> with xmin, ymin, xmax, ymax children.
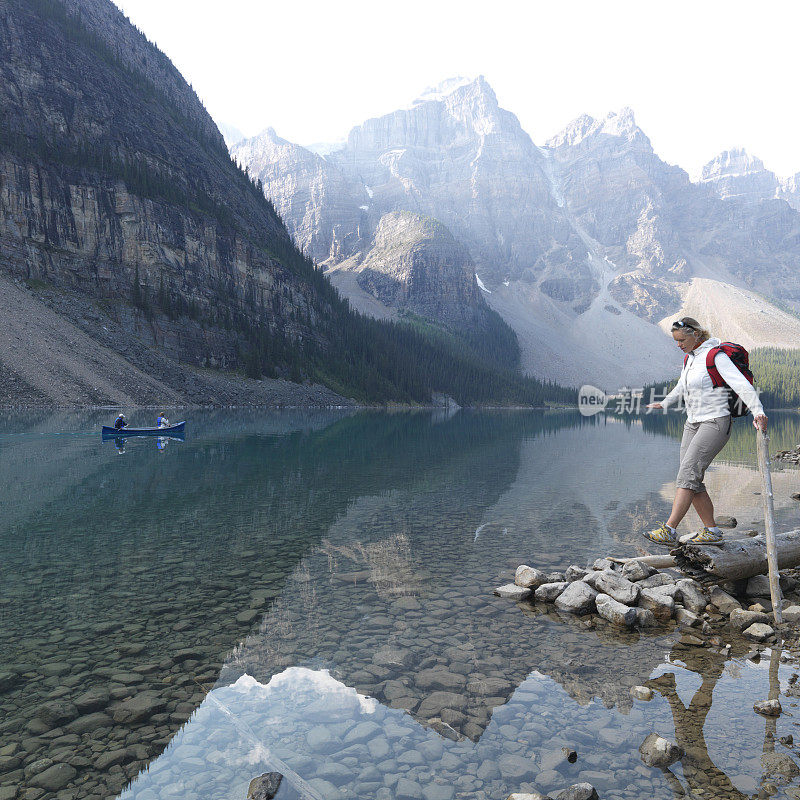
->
<box><xmin>642</xmin><ymin>316</ymin><xmax>768</xmax><ymax>545</ymax></box>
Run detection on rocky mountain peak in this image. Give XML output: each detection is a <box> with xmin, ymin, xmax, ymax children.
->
<box><xmin>599</xmin><ymin>107</ymin><xmax>641</xmax><ymax>139</ymax></box>
<box><xmin>547</xmin><ymin>107</ymin><xmax>648</xmax><ymax>151</ymax></box>
<box><xmin>700</xmin><ymin>148</ymin><xmax>767</xmax><ymax>181</ymax></box>
<box><xmin>546</xmin><ymin>114</ymin><xmax>596</xmax><ymax>149</ymax></box>
<box><xmin>412</xmin><ymin>76</ymin><xmax>480</xmax><ymax>106</ymax></box>
<box><xmin>699</xmin><ymin>148</ymin><xmax>779</xmax><ymax>204</ymax></box>
<box><xmin>780</xmin><ymin>172</ymin><xmax>800</xmax><ymax>212</ymax></box>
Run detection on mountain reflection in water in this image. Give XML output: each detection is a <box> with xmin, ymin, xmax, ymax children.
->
<box><xmin>1</xmin><ymin>410</ymin><xmax>799</xmax><ymax>800</ymax></box>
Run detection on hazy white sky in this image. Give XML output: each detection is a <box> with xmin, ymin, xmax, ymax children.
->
<box><xmin>112</xmin><ymin>0</ymin><xmax>799</xmax><ymax>179</ymax></box>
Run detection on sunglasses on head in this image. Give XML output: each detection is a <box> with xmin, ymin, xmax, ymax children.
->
<box><xmin>672</xmin><ymin>320</ymin><xmax>695</xmax><ymax>330</ymax></box>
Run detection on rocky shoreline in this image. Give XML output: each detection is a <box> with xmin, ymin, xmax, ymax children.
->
<box><xmin>497</xmin><ymin>556</ymin><xmax>800</xmax><ymax>643</ymax></box>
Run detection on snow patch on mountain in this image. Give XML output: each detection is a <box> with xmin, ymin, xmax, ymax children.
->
<box><xmin>412</xmin><ymin>76</ymin><xmax>475</xmax><ymax>106</ymax></box>
<box><xmin>475</xmin><ymin>274</ymin><xmax>491</xmax><ymax>293</ymax></box>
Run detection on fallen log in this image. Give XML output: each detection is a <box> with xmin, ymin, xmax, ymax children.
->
<box><xmin>673</xmin><ymin>529</ymin><xmax>800</xmax><ymax>585</ymax></box>
<box><xmin>608</xmin><ymin>555</ymin><xmax>677</xmax><ymax>568</ymax></box>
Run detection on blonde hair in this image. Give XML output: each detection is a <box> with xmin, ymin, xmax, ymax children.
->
<box><xmin>671</xmin><ymin>316</ymin><xmax>710</xmax><ymax>342</ymax></box>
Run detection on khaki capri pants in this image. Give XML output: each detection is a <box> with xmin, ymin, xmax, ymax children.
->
<box><xmin>676</xmin><ymin>415</ymin><xmax>732</xmax><ymax>493</ymax></box>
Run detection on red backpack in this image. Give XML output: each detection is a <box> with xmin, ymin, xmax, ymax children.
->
<box><xmin>683</xmin><ymin>342</ymin><xmax>754</xmax><ymax>417</ymax></box>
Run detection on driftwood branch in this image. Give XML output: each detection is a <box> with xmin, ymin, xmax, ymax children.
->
<box><xmin>608</xmin><ymin>555</ymin><xmax>677</xmax><ymax>568</ymax></box>
<box><xmin>758</xmin><ymin>430</ymin><xmax>784</xmax><ymax>623</ymax></box>
<box><xmin>673</xmin><ymin>529</ymin><xmax>800</xmax><ymax>584</ymax></box>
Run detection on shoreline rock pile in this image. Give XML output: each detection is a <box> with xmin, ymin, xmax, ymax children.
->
<box><xmin>496</xmin><ymin>560</ymin><xmax>800</xmax><ymax>642</ymax></box>
<box><xmin>775</xmin><ymin>444</ymin><xmax>800</xmax><ymax>465</ymax></box>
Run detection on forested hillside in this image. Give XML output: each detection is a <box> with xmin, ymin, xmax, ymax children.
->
<box><xmin>751</xmin><ymin>348</ymin><xmax>800</xmax><ymax>409</ymax></box>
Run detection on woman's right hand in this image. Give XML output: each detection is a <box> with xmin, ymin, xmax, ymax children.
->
<box><xmin>646</xmin><ymin>402</ymin><xmax>663</xmax><ymax>410</ymax></box>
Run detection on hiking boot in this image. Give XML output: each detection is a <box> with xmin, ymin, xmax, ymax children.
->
<box><xmin>641</xmin><ymin>522</ymin><xmax>677</xmax><ymax>546</ymax></box>
<box><xmin>680</xmin><ymin>527</ymin><xmax>724</xmax><ymax>545</ymax></box>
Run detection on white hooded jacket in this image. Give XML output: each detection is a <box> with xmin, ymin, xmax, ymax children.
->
<box><xmin>661</xmin><ymin>337</ymin><xmax>764</xmax><ymax>423</ymax></box>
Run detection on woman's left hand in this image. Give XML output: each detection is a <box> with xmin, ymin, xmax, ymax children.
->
<box><xmin>753</xmin><ymin>414</ymin><xmax>768</xmax><ymax>432</ymax></box>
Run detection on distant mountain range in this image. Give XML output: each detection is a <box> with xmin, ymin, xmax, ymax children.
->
<box><xmin>231</xmin><ymin>77</ymin><xmax>800</xmax><ymax>387</ymax></box>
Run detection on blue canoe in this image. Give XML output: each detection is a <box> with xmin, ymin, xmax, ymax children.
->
<box><xmin>102</xmin><ymin>421</ymin><xmax>186</xmax><ymax>438</ymax></box>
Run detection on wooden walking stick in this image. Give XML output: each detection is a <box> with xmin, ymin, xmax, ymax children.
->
<box><xmin>756</xmin><ymin>427</ymin><xmax>783</xmax><ymax>624</ymax></box>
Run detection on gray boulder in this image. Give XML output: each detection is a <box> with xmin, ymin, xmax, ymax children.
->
<box><xmin>676</xmin><ymin>579</ymin><xmax>707</xmax><ymax>613</ymax></box>
<box><xmin>745</xmin><ymin>574</ymin><xmax>771</xmax><ymax>597</ymax></box>
<box><xmin>565</xmin><ymin>565</ymin><xmax>589</xmax><ymax>581</ymax></box>
<box><xmin>639</xmin><ymin>573</ymin><xmax>675</xmax><ymax>590</ymax></box>
<box><xmin>36</xmin><ymin>700</ymin><xmax>79</xmax><ymax>728</ymax></box>
<box><xmin>761</xmin><ymin>752</ymin><xmax>800</xmax><ymax>779</ymax></box>
<box><xmin>555</xmin><ymin>783</ymin><xmax>599</xmax><ymax>800</ymax></box>
<box><xmin>754</xmin><ymin>699</ymin><xmax>782</xmax><ymax>716</ymax></box>
<box><xmin>595</xmin><ymin>593</ymin><xmax>638</xmax><ymax>627</ymax></box>
<box><xmin>638</xmin><ymin>588</ymin><xmax>675</xmax><ymax>622</ymax></box>
<box><xmin>247</xmin><ymin>772</ymin><xmax>283</xmax><ymax>800</ymax></box>
<box><xmin>634</xmin><ymin>607</ymin><xmax>656</xmax><ymax>627</ymax></box>
<box><xmin>535</xmin><ymin>582</ymin><xmax>568</xmax><ymax>603</ymax></box>
<box><xmin>30</xmin><ymin>764</ymin><xmax>77</xmax><ymax>792</ymax></box>
<box><xmin>647</xmin><ymin>583</ymin><xmax>679</xmax><ymax>599</ymax></box>
<box><xmin>782</xmin><ymin>605</ymin><xmax>800</xmax><ymax>624</ymax></box>
<box><xmin>729</xmin><ymin>608</ymin><xmax>771</xmax><ymax>631</ymax></box>
<box><xmin>515</xmin><ymin>565</ymin><xmax>549</xmax><ymax>589</ymax></box>
<box><xmin>595</xmin><ymin>570</ymin><xmax>639</xmax><ymax>605</ymax></box>
<box><xmin>495</xmin><ymin>584</ymin><xmax>532</xmax><ymax>600</ymax></box>
<box><xmin>110</xmin><ymin>692</ymin><xmax>165</xmax><ymax>724</ymax></box>
<box><xmin>675</xmin><ymin>607</ymin><xmax>701</xmax><ymax>627</ymax></box>
<box><xmin>743</xmin><ymin>622</ymin><xmax>774</xmax><ymax>642</ymax></box>
<box><xmin>0</xmin><ymin>670</ymin><xmax>16</xmax><ymax>694</ymax></box>
<box><xmin>622</xmin><ymin>560</ymin><xmax>655</xmax><ymax>582</ymax></box>
<box><xmin>417</xmin><ymin>691</ymin><xmax>467</xmax><ymax>718</ymax></box>
<box><xmin>497</xmin><ymin>753</ymin><xmax>537</xmax><ymax>781</ymax></box>
<box><xmin>554</xmin><ymin>582</ymin><xmax>598</xmax><ymax>615</ymax></box>
<box><xmin>709</xmin><ymin>587</ymin><xmax>741</xmax><ymax>615</ymax></box>
<box><xmin>639</xmin><ymin>733</ymin><xmax>684</xmax><ymax>768</ymax></box>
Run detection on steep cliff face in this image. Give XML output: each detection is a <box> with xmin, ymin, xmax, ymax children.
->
<box><xmin>233</xmin><ymin>128</ymin><xmax>364</xmax><ymax>264</ymax></box>
<box><xmin>353</xmin><ymin>212</ymin><xmax>488</xmax><ymax>328</ymax></box>
<box><xmin>0</xmin><ymin>0</ymin><xmax>326</xmax><ymax>373</ymax></box>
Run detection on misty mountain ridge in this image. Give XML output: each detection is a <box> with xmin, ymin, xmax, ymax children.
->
<box><xmin>231</xmin><ymin>75</ymin><xmax>800</xmax><ymax>388</ymax></box>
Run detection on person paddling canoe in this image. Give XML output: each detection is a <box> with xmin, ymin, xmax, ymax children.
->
<box><xmin>156</xmin><ymin>412</ymin><xmax>170</xmax><ymax>428</ymax></box>
<box><xmin>642</xmin><ymin>317</ymin><xmax>768</xmax><ymax>545</ymax></box>
<box><xmin>114</xmin><ymin>413</ymin><xmax>128</xmax><ymax>431</ymax></box>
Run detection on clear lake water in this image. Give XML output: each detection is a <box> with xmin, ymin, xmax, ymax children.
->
<box><xmin>1</xmin><ymin>409</ymin><xmax>800</xmax><ymax>800</ymax></box>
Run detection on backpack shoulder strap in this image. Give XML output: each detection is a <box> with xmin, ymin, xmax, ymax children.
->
<box><xmin>705</xmin><ymin>346</ymin><xmax>725</xmax><ymax>388</ymax></box>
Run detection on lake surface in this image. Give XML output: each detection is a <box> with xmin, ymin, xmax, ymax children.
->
<box><xmin>1</xmin><ymin>409</ymin><xmax>800</xmax><ymax>800</ymax></box>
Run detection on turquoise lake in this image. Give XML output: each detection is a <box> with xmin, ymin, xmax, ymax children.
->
<box><xmin>1</xmin><ymin>409</ymin><xmax>800</xmax><ymax>800</ymax></box>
